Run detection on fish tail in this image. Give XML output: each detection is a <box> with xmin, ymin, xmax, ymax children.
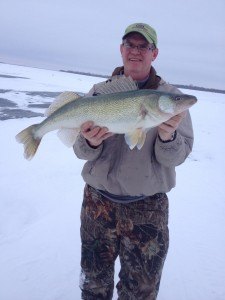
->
<box><xmin>15</xmin><ymin>124</ymin><xmax>41</xmax><ymax>160</ymax></box>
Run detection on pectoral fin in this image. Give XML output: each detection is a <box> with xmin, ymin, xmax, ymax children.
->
<box><xmin>125</xmin><ymin>128</ymin><xmax>147</xmax><ymax>150</ymax></box>
<box><xmin>57</xmin><ymin>128</ymin><xmax>80</xmax><ymax>147</ymax></box>
<box><xmin>136</xmin><ymin>131</ymin><xmax>147</xmax><ymax>149</ymax></box>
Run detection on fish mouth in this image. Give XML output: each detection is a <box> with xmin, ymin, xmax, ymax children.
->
<box><xmin>178</xmin><ymin>94</ymin><xmax>198</xmax><ymax>106</ymax></box>
<box><xmin>186</xmin><ymin>95</ymin><xmax>198</xmax><ymax>106</ymax></box>
<box><xmin>191</xmin><ymin>97</ymin><xmax>197</xmax><ymax>105</ymax></box>
<box><xmin>180</xmin><ymin>96</ymin><xmax>197</xmax><ymax>111</ymax></box>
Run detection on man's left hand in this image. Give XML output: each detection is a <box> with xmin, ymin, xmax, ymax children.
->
<box><xmin>157</xmin><ymin>111</ymin><xmax>186</xmax><ymax>141</ymax></box>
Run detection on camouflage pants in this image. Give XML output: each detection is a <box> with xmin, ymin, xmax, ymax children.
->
<box><xmin>80</xmin><ymin>185</ymin><xmax>169</xmax><ymax>300</ymax></box>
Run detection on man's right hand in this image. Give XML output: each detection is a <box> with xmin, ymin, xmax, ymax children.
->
<box><xmin>80</xmin><ymin>121</ymin><xmax>113</xmax><ymax>148</ymax></box>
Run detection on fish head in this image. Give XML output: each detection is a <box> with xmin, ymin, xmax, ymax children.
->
<box><xmin>158</xmin><ymin>93</ymin><xmax>197</xmax><ymax>116</ymax></box>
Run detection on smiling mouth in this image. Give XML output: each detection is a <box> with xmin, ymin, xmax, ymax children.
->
<box><xmin>129</xmin><ymin>58</ymin><xmax>142</xmax><ymax>62</ymax></box>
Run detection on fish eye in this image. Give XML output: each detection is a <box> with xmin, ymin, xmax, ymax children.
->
<box><xmin>175</xmin><ymin>96</ymin><xmax>181</xmax><ymax>101</ymax></box>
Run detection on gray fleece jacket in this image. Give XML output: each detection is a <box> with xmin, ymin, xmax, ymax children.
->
<box><xmin>73</xmin><ymin>74</ymin><xmax>194</xmax><ymax>197</ymax></box>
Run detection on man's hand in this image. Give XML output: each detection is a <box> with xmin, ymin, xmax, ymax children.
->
<box><xmin>80</xmin><ymin>121</ymin><xmax>114</xmax><ymax>147</ymax></box>
<box><xmin>158</xmin><ymin>111</ymin><xmax>186</xmax><ymax>141</ymax></box>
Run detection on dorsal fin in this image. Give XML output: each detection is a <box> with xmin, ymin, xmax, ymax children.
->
<box><xmin>45</xmin><ymin>91</ymin><xmax>82</xmax><ymax>116</ymax></box>
<box><xmin>94</xmin><ymin>75</ymin><xmax>138</xmax><ymax>95</ymax></box>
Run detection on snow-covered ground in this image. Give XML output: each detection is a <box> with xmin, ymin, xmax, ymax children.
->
<box><xmin>0</xmin><ymin>63</ymin><xmax>225</xmax><ymax>300</ymax></box>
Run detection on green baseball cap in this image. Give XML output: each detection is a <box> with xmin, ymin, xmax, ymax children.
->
<box><xmin>122</xmin><ymin>23</ymin><xmax>158</xmax><ymax>47</ymax></box>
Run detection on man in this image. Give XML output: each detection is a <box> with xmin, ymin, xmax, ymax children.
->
<box><xmin>74</xmin><ymin>23</ymin><xmax>194</xmax><ymax>300</ymax></box>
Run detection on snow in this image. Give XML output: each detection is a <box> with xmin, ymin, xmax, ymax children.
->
<box><xmin>0</xmin><ymin>63</ymin><xmax>225</xmax><ymax>300</ymax></box>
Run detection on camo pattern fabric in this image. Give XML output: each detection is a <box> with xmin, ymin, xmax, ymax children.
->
<box><xmin>80</xmin><ymin>184</ymin><xmax>169</xmax><ymax>300</ymax></box>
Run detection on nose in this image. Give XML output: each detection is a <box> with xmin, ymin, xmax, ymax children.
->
<box><xmin>130</xmin><ymin>46</ymin><xmax>141</xmax><ymax>54</ymax></box>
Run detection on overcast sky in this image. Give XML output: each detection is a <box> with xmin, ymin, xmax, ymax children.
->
<box><xmin>1</xmin><ymin>0</ymin><xmax>224</xmax><ymax>89</ymax></box>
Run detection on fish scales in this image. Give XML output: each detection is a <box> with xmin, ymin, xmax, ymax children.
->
<box><xmin>38</xmin><ymin>91</ymin><xmax>144</xmax><ymax>135</ymax></box>
<box><xmin>15</xmin><ymin>76</ymin><xmax>197</xmax><ymax>160</ymax></box>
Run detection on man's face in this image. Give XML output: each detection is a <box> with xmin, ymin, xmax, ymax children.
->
<box><xmin>120</xmin><ymin>33</ymin><xmax>158</xmax><ymax>80</ymax></box>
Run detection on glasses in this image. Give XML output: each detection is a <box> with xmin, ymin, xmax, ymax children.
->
<box><xmin>122</xmin><ymin>41</ymin><xmax>155</xmax><ymax>54</ymax></box>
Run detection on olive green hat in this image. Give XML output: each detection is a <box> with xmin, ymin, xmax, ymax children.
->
<box><xmin>122</xmin><ymin>23</ymin><xmax>158</xmax><ymax>47</ymax></box>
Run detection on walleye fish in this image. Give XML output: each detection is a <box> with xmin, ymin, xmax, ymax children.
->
<box><xmin>16</xmin><ymin>76</ymin><xmax>197</xmax><ymax>160</ymax></box>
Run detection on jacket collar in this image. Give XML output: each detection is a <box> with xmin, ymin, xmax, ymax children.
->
<box><xmin>111</xmin><ymin>66</ymin><xmax>161</xmax><ymax>89</ymax></box>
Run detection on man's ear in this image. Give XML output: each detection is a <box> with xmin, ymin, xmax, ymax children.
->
<box><xmin>120</xmin><ymin>44</ymin><xmax>123</xmax><ymax>55</ymax></box>
<box><xmin>152</xmin><ymin>48</ymin><xmax>159</xmax><ymax>61</ymax></box>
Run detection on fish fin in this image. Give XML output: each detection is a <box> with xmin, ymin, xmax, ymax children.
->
<box><xmin>125</xmin><ymin>128</ymin><xmax>146</xmax><ymax>150</ymax></box>
<box><xmin>57</xmin><ymin>128</ymin><xmax>80</xmax><ymax>147</ymax></box>
<box><xmin>94</xmin><ymin>75</ymin><xmax>138</xmax><ymax>95</ymax></box>
<box><xmin>15</xmin><ymin>124</ymin><xmax>41</xmax><ymax>160</ymax></box>
<box><xmin>45</xmin><ymin>92</ymin><xmax>82</xmax><ymax>116</ymax></box>
<box><xmin>137</xmin><ymin>131</ymin><xmax>147</xmax><ymax>149</ymax></box>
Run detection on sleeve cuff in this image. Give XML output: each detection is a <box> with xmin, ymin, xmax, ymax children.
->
<box><xmin>158</xmin><ymin>130</ymin><xmax>177</xmax><ymax>143</ymax></box>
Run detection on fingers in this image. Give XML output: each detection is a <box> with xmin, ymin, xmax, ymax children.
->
<box><xmin>160</xmin><ymin>111</ymin><xmax>186</xmax><ymax>131</ymax></box>
<box><xmin>87</xmin><ymin>127</ymin><xmax>113</xmax><ymax>147</ymax></box>
<box><xmin>158</xmin><ymin>122</ymin><xmax>174</xmax><ymax>133</ymax></box>
<box><xmin>158</xmin><ymin>111</ymin><xmax>186</xmax><ymax>141</ymax></box>
<box><xmin>80</xmin><ymin>121</ymin><xmax>113</xmax><ymax>147</ymax></box>
<box><xmin>85</xmin><ymin>126</ymin><xmax>108</xmax><ymax>140</ymax></box>
<box><xmin>80</xmin><ymin>121</ymin><xmax>94</xmax><ymax>133</ymax></box>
